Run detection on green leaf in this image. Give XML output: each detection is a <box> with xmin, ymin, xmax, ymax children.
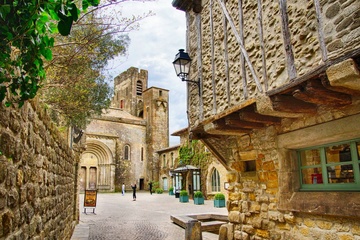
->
<box><xmin>58</xmin><ymin>16</ymin><xmax>73</xmax><ymax>36</ymax></box>
<box><xmin>68</xmin><ymin>3</ymin><xmax>78</xmax><ymax>22</ymax></box>
<box><xmin>0</xmin><ymin>5</ymin><xmax>11</xmax><ymax>19</ymax></box>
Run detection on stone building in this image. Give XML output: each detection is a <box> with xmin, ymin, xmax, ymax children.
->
<box><xmin>157</xmin><ymin>128</ymin><xmax>228</xmax><ymax>199</ymax></box>
<box><xmin>80</xmin><ymin>67</ymin><xmax>169</xmax><ymax>192</ymax></box>
<box><xmin>172</xmin><ymin>0</ymin><xmax>360</xmax><ymax>239</ymax></box>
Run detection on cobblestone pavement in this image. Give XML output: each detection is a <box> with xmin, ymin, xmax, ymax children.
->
<box><xmin>72</xmin><ymin>191</ymin><xmax>228</xmax><ymax>240</ymax></box>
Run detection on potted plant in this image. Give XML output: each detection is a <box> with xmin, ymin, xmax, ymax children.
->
<box><xmin>179</xmin><ymin>190</ymin><xmax>189</xmax><ymax>203</ymax></box>
<box><xmin>169</xmin><ymin>187</ymin><xmax>174</xmax><ymax>195</ymax></box>
<box><xmin>155</xmin><ymin>188</ymin><xmax>163</xmax><ymax>194</ymax></box>
<box><xmin>194</xmin><ymin>191</ymin><xmax>204</xmax><ymax>205</ymax></box>
<box><xmin>214</xmin><ymin>193</ymin><xmax>225</xmax><ymax>208</ymax></box>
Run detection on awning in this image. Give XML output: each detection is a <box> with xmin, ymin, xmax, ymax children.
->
<box><xmin>171</xmin><ymin>165</ymin><xmax>200</xmax><ymax>173</ymax></box>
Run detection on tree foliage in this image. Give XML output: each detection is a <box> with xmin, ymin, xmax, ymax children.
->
<box><xmin>1</xmin><ymin>0</ymin><xmax>154</xmax><ymax>127</ymax></box>
<box><xmin>0</xmin><ymin>0</ymin><xmax>100</xmax><ymax>106</ymax></box>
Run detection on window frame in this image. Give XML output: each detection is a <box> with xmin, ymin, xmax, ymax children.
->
<box><xmin>298</xmin><ymin>138</ymin><xmax>360</xmax><ymax>192</ymax></box>
<box><xmin>211</xmin><ymin>168</ymin><xmax>220</xmax><ymax>192</ymax></box>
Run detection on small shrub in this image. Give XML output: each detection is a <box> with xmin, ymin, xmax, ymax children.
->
<box><xmin>180</xmin><ymin>190</ymin><xmax>188</xmax><ymax>197</ymax></box>
<box><xmin>155</xmin><ymin>188</ymin><xmax>163</xmax><ymax>194</ymax></box>
<box><xmin>214</xmin><ymin>193</ymin><xmax>225</xmax><ymax>200</ymax></box>
<box><xmin>194</xmin><ymin>191</ymin><xmax>203</xmax><ymax>198</ymax></box>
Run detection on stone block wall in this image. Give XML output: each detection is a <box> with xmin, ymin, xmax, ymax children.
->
<box><xmin>0</xmin><ymin>100</ymin><xmax>79</xmax><ymax>239</ymax></box>
<box><xmin>222</xmin><ymin>106</ymin><xmax>360</xmax><ymax>239</ymax></box>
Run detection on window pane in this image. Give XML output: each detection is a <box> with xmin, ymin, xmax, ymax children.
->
<box><xmin>325</xmin><ymin>143</ymin><xmax>351</xmax><ymax>164</ymax></box>
<box><xmin>327</xmin><ymin>165</ymin><xmax>354</xmax><ymax>183</ymax></box>
<box><xmin>300</xmin><ymin>149</ymin><xmax>321</xmax><ymax>166</ymax></box>
<box><xmin>301</xmin><ymin>167</ymin><xmax>323</xmax><ymax>184</ymax></box>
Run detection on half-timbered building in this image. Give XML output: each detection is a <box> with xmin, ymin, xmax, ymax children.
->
<box><xmin>172</xmin><ymin>0</ymin><xmax>360</xmax><ymax>238</ymax></box>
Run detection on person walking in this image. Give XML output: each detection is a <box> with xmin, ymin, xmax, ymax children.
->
<box><xmin>131</xmin><ymin>183</ymin><xmax>137</xmax><ymax>201</ymax></box>
<box><xmin>122</xmin><ymin>183</ymin><xmax>125</xmax><ymax>196</ymax></box>
<box><xmin>149</xmin><ymin>181</ymin><xmax>153</xmax><ymax>195</ymax></box>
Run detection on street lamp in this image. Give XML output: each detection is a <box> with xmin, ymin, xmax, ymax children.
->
<box><xmin>173</xmin><ymin>49</ymin><xmax>200</xmax><ymax>95</ymax></box>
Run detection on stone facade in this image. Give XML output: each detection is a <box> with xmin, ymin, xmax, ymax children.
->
<box><xmin>80</xmin><ymin>67</ymin><xmax>169</xmax><ymax>192</ymax></box>
<box><xmin>157</xmin><ymin>128</ymin><xmax>228</xmax><ymax>199</ymax></box>
<box><xmin>172</xmin><ymin>0</ymin><xmax>360</xmax><ymax>239</ymax></box>
<box><xmin>0</xmin><ymin>100</ymin><xmax>80</xmax><ymax>240</ymax></box>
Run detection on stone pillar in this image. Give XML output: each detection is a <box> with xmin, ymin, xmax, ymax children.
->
<box><xmin>185</xmin><ymin>220</ymin><xmax>202</xmax><ymax>240</ymax></box>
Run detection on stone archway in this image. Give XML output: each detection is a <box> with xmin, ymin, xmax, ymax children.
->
<box><xmin>80</xmin><ymin>140</ymin><xmax>115</xmax><ymax>192</ymax></box>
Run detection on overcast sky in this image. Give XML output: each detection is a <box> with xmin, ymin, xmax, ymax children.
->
<box><xmin>107</xmin><ymin>0</ymin><xmax>188</xmax><ymax>145</ymax></box>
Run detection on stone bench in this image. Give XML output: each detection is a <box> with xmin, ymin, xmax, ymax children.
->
<box><xmin>170</xmin><ymin>213</ymin><xmax>228</xmax><ymax>234</ymax></box>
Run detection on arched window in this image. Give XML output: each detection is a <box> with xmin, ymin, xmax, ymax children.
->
<box><xmin>163</xmin><ymin>154</ymin><xmax>166</xmax><ymax>167</ymax></box>
<box><xmin>171</xmin><ymin>152</ymin><xmax>174</xmax><ymax>167</ymax></box>
<box><xmin>124</xmin><ymin>145</ymin><xmax>130</xmax><ymax>160</ymax></box>
<box><xmin>136</xmin><ymin>80</ymin><xmax>142</xmax><ymax>96</ymax></box>
<box><xmin>211</xmin><ymin>168</ymin><xmax>220</xmax><ymax>192</ymax></box>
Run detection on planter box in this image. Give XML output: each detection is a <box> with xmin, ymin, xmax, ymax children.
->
<box><xmin>214</xmin><ymin>199</ymin><xmax>225</xmax><ymax>208</ymax></box>
<box><xmin>179</xmin><ymin>195</ymin><xmax>189</xmax><ymax>203</ymax></box>
<box><xmin>169</xmin><ymin>191</ymin><xmax>174</xmax><ymax>195</ymax></box>
<box><xmin>194</xmin><ymin>197</ymin><xmax>204</xmax><ymax>205</ymax></box>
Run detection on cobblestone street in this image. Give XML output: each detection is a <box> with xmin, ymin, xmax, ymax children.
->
<box><xmin>71</xmin><ymin>191</ymin><xmax>228</xmax><ymax>240</ymax></box>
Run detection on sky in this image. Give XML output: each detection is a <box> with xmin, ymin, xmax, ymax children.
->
<box><xmin>107</xmin><ymin>0</ymin><xmax>188</xmax><ymax>146</ymax></box>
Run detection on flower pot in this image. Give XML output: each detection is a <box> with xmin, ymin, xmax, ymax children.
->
<box><xmin>194</xmin><ymin>197</ymin><xmax>204</xmax><ymax>205</ymax></box>
<box><xmin>169</xmin><ymin>190</ymin><xmax>174</xmax><ymax>195</ymax></box>
<box><xmin>214</xmin><ymin>199</ymin><xmax>225</xmax><ymax>208</ymax></box>
<box><xmin>179</xmin><ymin>195</ymin><xmax>189</xmax><ymax>203</ymax></box>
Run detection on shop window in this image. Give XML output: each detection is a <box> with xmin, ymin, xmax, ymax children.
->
<box><xmin>211</xmin><ymin>168</ymin><xmax>220</xmax><ymax>192</ymax></box>
<box><xmin>298</xmin><ymin>139</ymin><xmax>360</xmax><ymax>191</ymax></box>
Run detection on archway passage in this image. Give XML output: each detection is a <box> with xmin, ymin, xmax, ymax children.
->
<box><xmin>80</xmin><ymin>141</ymin><xmax>114</xmax><ymax>192</ymax></box>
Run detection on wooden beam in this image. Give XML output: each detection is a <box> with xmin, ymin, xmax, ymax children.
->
<box><xmin>257</xmin><ymin>0</ymin><xmax>268</xmax><ymax>91</ymax></box>
<box><xmin>204</xmin><ymin>119</ymin><xmax>251</xmax><ymax>135</ymax></box>
<box><xmin>210</xmin><ymin>0</ymin><xmax>217</xmax><ymax>114</ymax></box>
<box><xmin>271</xmin><ymin>95</ymin><xmax>317</xmax><ymax>113</ymax></box>
<box><xmin>293</xmin><ymin>79</ymin><xmax>352</xmax><ymax>106</ymax></box>
<box><xmin>238</xmin><ymin>0</ymin><xmax>248</xmax><ymax>99</ymax></box>
<box><xmin>279</xmin><ymin>0</ymin><xmax>297</xmax><ymax>80</ymax></box>
<box><xmin>224</xmin><ymin>118</ymin><xmax>265</xmax><ymax>129</ymax></box>
<box><xmin>239</xmin><ymin>111</ymin><xmax>282</xmax><ymax>125</ymax></box>
<box><xmin>314</xmin><ymin>0</ymin><xmax>328</xmax><ymax>62</ymax></box>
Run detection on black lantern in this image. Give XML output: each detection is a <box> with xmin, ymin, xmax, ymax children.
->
<box><xmin>173</xmin><ymin>49</ymin><xmax>200</xmax><ymax>95</ymax></box>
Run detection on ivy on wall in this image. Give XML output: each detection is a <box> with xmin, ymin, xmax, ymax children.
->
<box><xmin>178</xmin><ymin>140</ymin><xmax>211</xmax><ymax>169</ymax></box>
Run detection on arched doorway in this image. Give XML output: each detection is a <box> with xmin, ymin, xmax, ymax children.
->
<box><xmin>80</xmin><ymin>141</ymin><xmax>114</xmax><ymax>192</ymax></box>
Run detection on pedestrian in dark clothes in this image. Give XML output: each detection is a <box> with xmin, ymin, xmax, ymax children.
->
<box><xmin>131</xmin><ymin>183</ymin><xmax>136</xmax><ymax>201</ymax></box>
<box><xmin>149</xmin><ymin>182</ymin><xmax>153</xmax><ymax>195</ymax></box>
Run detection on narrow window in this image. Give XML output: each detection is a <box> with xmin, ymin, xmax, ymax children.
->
<box><xmin>124</xmin><ymin>145</ymin><xmax>130</xmax><ymax>160</ymax></box>
<box><xmin>136</xmin><ymin>80</ymin><xmax>142</xmax><ymax>96</ymax></box>
<box><xmin>211</xmin><ymin>168</ymin><xmax>221</xmax><ymax>192</ymax></box>
<box><xmin>141</xmin><ymin>147</ymin><xmax>144</xmax><ymax>161</ymax></box>
<box><xmin>171</xmin><ymin>152</ymin><xmax>174</xmax><ymax>167</ymax></box>
<box><xmin>120</xmin><ymin>100</ymin><xmax>124</xmax><ymax>109</ymax></box>
<box><xmin>163</xmin><ymin>154</ymin><xmax>166</xmax><ymax>168</ymax></box>
<box><xmin>159</xmin><ymin>90</ymin><xmax>162</xmax><ymax>97</ymax></box>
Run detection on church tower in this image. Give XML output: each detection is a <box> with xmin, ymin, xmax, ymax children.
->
<box><xmin>143</xmin><ymin>87</ymin><xmax>169</xmax><ymax>182</ymax></box>
<box><xmin>112</xmin><ymin>67</ymin><xmax>148</xmax><ymax>117</ymax></box>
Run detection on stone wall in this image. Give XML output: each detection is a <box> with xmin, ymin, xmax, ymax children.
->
<box><xmin>0</xmin><ymin>100</ymin><xmax>79</xmax><ymax>239</ymax></box>
<box><xmin>220</xmin><ymin>108</ymin><xmax>360</xmax><ymax>239</ymax></box>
